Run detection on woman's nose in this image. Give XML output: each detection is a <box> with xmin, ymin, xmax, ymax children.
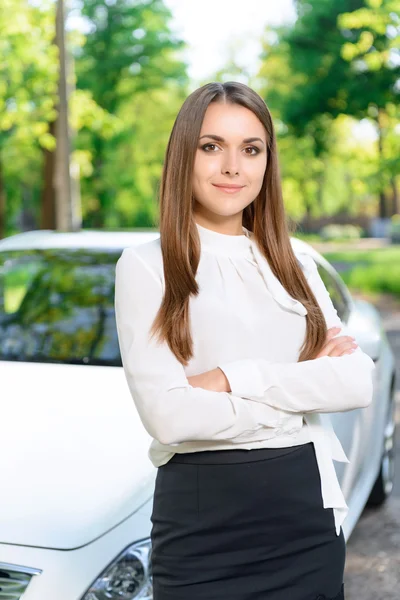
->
<box><xmin>221</xmin><ymin>152</ymin><xmax>239</xmax><ymax>175</ymax></box>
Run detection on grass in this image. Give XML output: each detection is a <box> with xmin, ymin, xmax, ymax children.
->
<box><xmin>293</xmin><ymin>232</ymin><xmax>363</xmax><ymax>244</ymax></box>
<box><xmin>322</xmin><ymin>247</ymin><xmax>400</xmax><ymax>298</ymax></box>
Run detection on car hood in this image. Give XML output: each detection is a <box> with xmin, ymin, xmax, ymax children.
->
<box><xmin>0</xmin><ymin>360</ymin><xmax>156</xmax><ymax>550</ymax></box>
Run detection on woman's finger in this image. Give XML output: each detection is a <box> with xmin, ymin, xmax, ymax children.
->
<box><xmin>315</xmin><ymin>335</ymin><xmax>357</xmax><ymax>359</ymax></box>
<box><xmin>328</xmin><ymin>340</ymin><xmax>357</xmax><ymax>357</ymax></box>
<box><xmin>322</xmin><ymin>335</ymin><xmax>355</xmax><ymax>355</ymax></box>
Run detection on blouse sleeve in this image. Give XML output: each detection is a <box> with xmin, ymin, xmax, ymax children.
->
<box><xmin>114</xmin><ymin>246</ymin><xmax>291</xmax><ymax>446</ymax></box>
<box><xmin>217</xmin><ymin>253</ymin><xmax>376</xmax><ymax>414</ymax></box>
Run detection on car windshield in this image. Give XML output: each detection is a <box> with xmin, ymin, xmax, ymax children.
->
<box><xmin>0</xmin><ymin>248</ymin><xmax>123</xmax><ymax>366</ymax></box>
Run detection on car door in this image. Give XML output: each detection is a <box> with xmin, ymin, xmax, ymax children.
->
<box><xmin>314</xmin><ymin>261</ymin><xmax>364</xmax><ymax>500</ymax></box>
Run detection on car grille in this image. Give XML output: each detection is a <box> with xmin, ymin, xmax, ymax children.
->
<box><xmin>0</xmin><ymin>563</ymin><xmax>41</xmax><ymax>599</ymax></box>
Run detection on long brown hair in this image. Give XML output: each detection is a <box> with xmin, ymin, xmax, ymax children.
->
<box><xmin>150</xmin><ymin>81</ymin><xmax>327</xmax><ymax>365</ymax></box>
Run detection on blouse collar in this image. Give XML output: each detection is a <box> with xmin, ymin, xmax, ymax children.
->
<box><xmin>194</xmin><ymin>220</ymin><xmax>308</xmax><ymax>317</ymax></box>
<box><xmin>195</xmin><ymin>222</ymin><xmax>253</xmax><ymax>257</ymax></box>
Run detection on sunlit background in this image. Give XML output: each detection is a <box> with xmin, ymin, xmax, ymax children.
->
<box><xmin>1</xmin><ymin>0</ymin><xmax>398</xmax><ymax>236</ymax></box>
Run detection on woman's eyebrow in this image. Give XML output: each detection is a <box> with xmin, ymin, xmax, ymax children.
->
<box><xmin>199</xmin><ymin>134</ymin><xmax>265</xmax><ymax>146</ymax></box>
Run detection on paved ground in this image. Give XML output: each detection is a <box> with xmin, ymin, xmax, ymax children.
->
<box><xmin>344</xmin><ymin>292</ymin><xmax>400</xmax><ymax>598</ymax></box>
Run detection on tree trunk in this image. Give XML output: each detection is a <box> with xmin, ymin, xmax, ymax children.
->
<box><xmin>391</xmin><ymin>176</ymin><xmax>399</xmax><ymax>215</ymax></box>
<box><xmin>41</xmin><ymin>119</ymin><xmax>57</xmax><ymax>229</ymax></box>
<box><xmin>316</xmin><ymin>169</ymin><xmax>325</xmax><ymax>214</ymax></box>
<box><xmin>0</xmin><ymin>155</ymin><xmax>5</xmax><ymax>239</ymax></box>
<box><xmin>378</xmin><ymin>191</ymin><xmax>388</xmax><ymax>219</ymax></box>
<box><xmin>89</xmin><ymin>134</ymin><xmax>106</xmax><ymax>228</ymax></box>
<box><xmin>376</xmin><ymin>110</ymin><xmax>389</xmax><ymax>218</ymax></box>
<box><xmin>300</xmin><ymin>178</ymin><xmax>313</xmax><ymax>232</ymax></box>
<box><xmin>20</xmin><ymin>184</ymin><xmax>37</xmax><ymax>231</ymax></box>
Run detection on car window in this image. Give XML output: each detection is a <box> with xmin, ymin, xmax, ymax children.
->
<box><xmin>316</xmin><ymin>262</ymin><xmax>350</xmax><ymax>323</ymax></box>
<box><xmin>1</xmin><ymin>256</ymin><xmax>44</xmax><ymax>314</ymax></box>
<box><xmin>0</xmin><ymin>249</ymin><xmax>123</xmax><ymax>366</ymax></box>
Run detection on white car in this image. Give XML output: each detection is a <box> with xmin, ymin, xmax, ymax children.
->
<box><xmin>0</xmin><ymin>229</ymin><xmax>396</xmax><ymax>600</ymax></box>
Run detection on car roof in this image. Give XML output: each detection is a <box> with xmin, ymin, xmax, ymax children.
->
<box><xmin>0</xmin><ymin>230</ymin><xmax>161</xmax><ymax>251</ymax></box>
<box><xmin>0</xmin><ymin>228</ymin><xmax>314</xmax><ymax>257</ymax></box>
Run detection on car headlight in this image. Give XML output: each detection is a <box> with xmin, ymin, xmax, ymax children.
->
<box><xmin>81</xmin><ymin>538</ymin><xmax>153</xmax><ymax>600</ymax></box>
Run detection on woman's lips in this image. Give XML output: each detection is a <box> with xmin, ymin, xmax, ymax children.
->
<box><xmin>212</xmin><ymin>184</ymin><xmax>245</xmax><ymax>194</ymax></box>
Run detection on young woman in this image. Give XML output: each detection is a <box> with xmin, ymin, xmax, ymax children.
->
<box><xmin>114</xmin><ymin>81</ymin><xmax>375</xmax><ymax>600</ymax></box>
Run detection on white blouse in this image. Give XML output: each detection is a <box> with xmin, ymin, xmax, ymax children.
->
<box><xmin>114</xmin><ymin>221</ymin><xmax>376</xmax><ymax>535</ymax></box>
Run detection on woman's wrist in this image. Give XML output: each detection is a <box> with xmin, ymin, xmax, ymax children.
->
<box><xmin>187</xmin><ymin>368</ymin><xmax>231</xmax><ymax>393</ymax></box>
<box><xmin>216</xmin><ymin>367</ymin><xmax>231</xmax><ymax>393</ymax></box>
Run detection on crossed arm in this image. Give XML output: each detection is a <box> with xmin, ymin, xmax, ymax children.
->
<box><xmin>115</xmin><ymin>247</ymin><xmax>375</xmax><ymax>446</ymax></box>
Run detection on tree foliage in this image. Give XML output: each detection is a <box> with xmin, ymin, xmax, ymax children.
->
<box><xmin>257</xmin><ymin>0</ymin><xmax>400</xmax><ymax>221</ymax></box>
<box><xmin>0</xmin><ymin>0</ymin><xmax>398</xmax><ymax>235</ymax></box>
<box><xmin>73</xmin><ymin>0</ymin><xmax>188</xmax><ymax>227</ymax></box>
<box><xmin>0</xmin><ymin>0</ymin><xmax>189</xmax><ymax>235</ymax></box>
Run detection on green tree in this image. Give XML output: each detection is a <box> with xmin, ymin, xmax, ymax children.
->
<box><xmin>74</xmin><ymin>0</ymin><xmax>188</xmax><ymax>227</ymax></box>
<box><xmin>257</xmin><ymin>27</ymin><xmax>340</xmax><ymax>220</ymax></box>
<box><xmin>256</xmin><ymin>18</ymin><xmax>388</xmax><ymax>224</ymax></box>
<box><xmin>338</xmin><ymin>0</ymin><xmax>400</xmax><ymax>215</ymax></box>
<box><xmin>0</xmin><ymin>0</ymin><xmax>58</xmax><ymax>238</ymax></box>
<box><xmin>281</xmin><ymin>0</ymin><xmax>400</xmax><ymax>217</ymax></box>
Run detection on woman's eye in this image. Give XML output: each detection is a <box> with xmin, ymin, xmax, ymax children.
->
<box><xmin>200</xmin><ymin>144</ymin><xmax>260</xmax><ymax>155</ymax></box>
<box><xmin>202</xmin><ymin>143</ymin><xmax>219</xmax><ymax>152</ymax></box>
<box><xmin>244</xmin><ymin>146</ymin><xmax>260</xmax><ymax>156</ymax></box>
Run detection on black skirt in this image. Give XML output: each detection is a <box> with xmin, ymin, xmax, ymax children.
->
<box><xmin>150</xmin><ymin>442</ymin><xmax>346</xmax><ymax>600</ymax></box>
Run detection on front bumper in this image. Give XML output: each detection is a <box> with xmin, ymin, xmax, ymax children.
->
<box><xmin>0</xmin><ymin>500</ymin><xmax>153</xmax><ymax>600</ymax></box>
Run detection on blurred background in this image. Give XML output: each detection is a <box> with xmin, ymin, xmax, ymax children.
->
<box><xmin>0</xmin><ymin>0</ymin><xmax>399</xmax><ymax>597</ymax></box>
<box><xmin>1</xmin><ymin>0</ymin><xmax>399</xmax><ymax>297</ymax></box>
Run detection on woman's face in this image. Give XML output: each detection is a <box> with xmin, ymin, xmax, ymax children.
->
<box><xmin>192</xmin><ymin>101</ymin><xmax>267</xmax><ymax>229</ymax></box>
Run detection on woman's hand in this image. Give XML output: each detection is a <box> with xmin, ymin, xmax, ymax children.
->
<box><xmin>188</xmin><ymin>327</ymin><xmax>358</xmax><ymax>393</ymax></box>
<box><xmin>187</xmin><ymin>368</ymin><xmax>231</xmax><ymax>393</ymax></box>
<box><xmin>315</xmin><ymin>326</ymin><xmax>358</xmax><ymax>359</ymax></box>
